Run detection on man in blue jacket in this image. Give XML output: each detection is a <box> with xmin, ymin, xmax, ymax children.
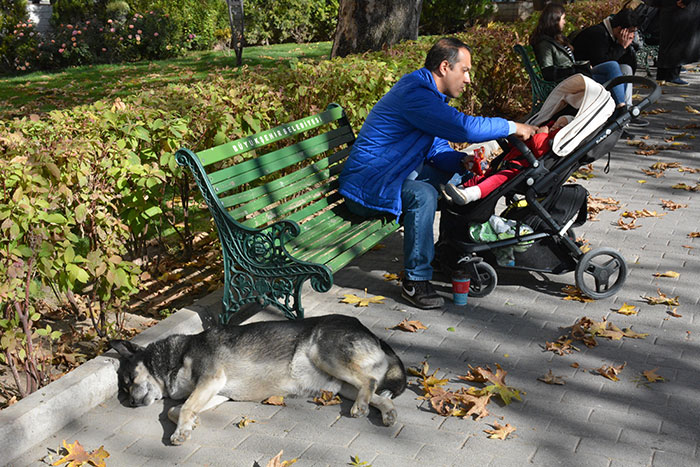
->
<box><xmin>339</xmin><ymin>37</ymin><xmax>538</xmax><ymax>309</ymax></box>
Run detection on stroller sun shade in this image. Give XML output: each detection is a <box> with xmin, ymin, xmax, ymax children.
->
<box><xmin>526</xmin><ymin>74</ymin><xmax>616</xmax><ymax>157</ymax></box>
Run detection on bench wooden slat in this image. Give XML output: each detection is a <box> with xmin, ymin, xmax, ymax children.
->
<box><xmin>324</xmin><ymin>221</ymin><xmax>398</xmax><ymax>272</ymax></box>
<box><xmin>197</xmin><ymin>105</ymin><xmax>346</xmax><ymax>167</ymax></box>
<box><xmin>220</xmin><ymin>147</ymin><xmax>349</xmax><ymax>212</ymax></box>
<box><xmin>209</xmin><ymin>125</ymin><xmax>354</xmax><ymax>192</ymax></box>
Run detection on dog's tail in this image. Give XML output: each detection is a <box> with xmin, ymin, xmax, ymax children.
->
<box><xmin>377</xmin><ymin>339</ymin><xmax>407</xmax><ymax>398</ymax></box>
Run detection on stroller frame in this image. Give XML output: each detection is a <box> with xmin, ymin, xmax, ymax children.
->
<box><xmin>436</xmin><ymin>76</ymin><xmax>661</xmax><ymax>299</ymax></box>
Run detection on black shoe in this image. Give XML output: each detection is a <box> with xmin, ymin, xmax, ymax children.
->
<box><xmin>667</xmin><ymin>77</ymin><xmax>689</xmax><ymax>86</ymax></box>
<box><xmin>401</xmin><ymin>280</ymin><xmax>444</xmax><ymax>309</ymax></box>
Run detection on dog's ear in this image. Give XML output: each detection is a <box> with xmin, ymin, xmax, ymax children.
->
<box><xmin>109</xmin><ymin>339</ymin><xmax>145</xmax><ymax>358</ymax></box>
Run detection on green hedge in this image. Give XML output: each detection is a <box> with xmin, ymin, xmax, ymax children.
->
<box><xmin>0</xmin><ymin>0</ymin><xmax>624</xmax><ymax>398</ymax></box>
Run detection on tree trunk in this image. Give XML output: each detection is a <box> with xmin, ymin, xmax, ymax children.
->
<box><xmin>331</xmin><ymin>0</ymin><xmax>423</xmax><ymax>58</ymax></box>
<box><xmin>226</xmin><ymin>0</ymin><xmax>245</xmax><ymax>66</ymax></box>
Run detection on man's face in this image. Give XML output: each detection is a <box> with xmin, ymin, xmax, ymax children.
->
<box><xmin>442</xmin><ymin>48</ymin><xmax>472</xmax><ymax>99</ymax></box>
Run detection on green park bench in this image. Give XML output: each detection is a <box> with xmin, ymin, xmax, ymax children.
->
<box><xmin>175</xmin><ymin>103</ymin><xmax>399</xmax><ymax>324</ymax></box>
<box><xmin>514</xmin><ymin>44</ymin><xmax>557</xmax><ymax>114</ymax></box>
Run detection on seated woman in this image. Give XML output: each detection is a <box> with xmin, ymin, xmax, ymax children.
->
<box><xmin>530</xmin><ymin>2</ymin><xmax>628</xmax><ymax>106</ymax></box>
<box><xmin>442</xmin><ymin>115</ymin><xmax>573</xmax><ymax>205</ymax></box>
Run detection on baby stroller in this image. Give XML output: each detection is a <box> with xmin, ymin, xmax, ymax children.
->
<box><xmin>435</xmin><ymin>74</ymin><xmax>661</xmax><ymax>299</ymax></box>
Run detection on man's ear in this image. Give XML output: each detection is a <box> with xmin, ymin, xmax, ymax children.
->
<box><xmin>109</xmin><ymin>339</ymin><xmax>145</xmax><ymax>358</ymax></box>
<box><xmin>437</xmin><ymin>59</ymin><xmax>451</xmax><ymax>76</ymax></box>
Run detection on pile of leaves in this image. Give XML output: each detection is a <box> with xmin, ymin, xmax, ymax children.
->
<box><xmin>545</xmin><ymin>316</ymin><xmax>648</xmax><ymax>355</ymax></box>
<box><xmin>409</xmin><ymin>361</ymin><xmax>522</xmax><ymax>439</ymax></box>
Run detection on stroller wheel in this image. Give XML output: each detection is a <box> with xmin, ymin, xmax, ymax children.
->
<box><xmin>468</xmin><ymin>261</ymin><xmax>498</xmax><ymax>298</ymax></box>
<box><xmin>575</xmin><ymin>247</ymin><xmax>628</xmax><ymax>299</ymax></box>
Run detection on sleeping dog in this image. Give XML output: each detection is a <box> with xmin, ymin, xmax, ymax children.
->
<box><xmin>110</xmin><ymin>314</ymin><xmax>406</xmax><ymax>445</ymax></box>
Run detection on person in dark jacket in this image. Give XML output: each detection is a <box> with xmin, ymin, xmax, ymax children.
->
<box><xmin>654</xmin><ymin>0</ymin><xmax>700</xmax><ymax>85</ymax></box>
<box><xmin>530</xmin><ymin>3</ymin><xmax>628</xmax><ymax>105</ymax></box>
<box><xmin>339</xmin><ymin>37</ymin><xmax>538</xmax><ymax>309</ymax></box>
<box><xmin>572</xmin><ymin>8</ymin><xmax>650</xmax><ymax>126</ymax></box>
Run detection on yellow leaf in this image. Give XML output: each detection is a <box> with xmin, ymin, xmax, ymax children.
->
<box><xmin>262</xmin><ymin>395</ymin><xmax>285</xmax><ymax>406</ymax></box>
<box><xmin>561</xmin><ymin>285</ymin><xmax>594</xmax><ymax>302</ymax></box>
<box><xmin>653</xmin><ymin>271</ymin><xmax>680</xmax><ymax>278</ymax></box>
<box><xmin>313</xmin><ymin>390</ymin><xmax>342</xmax><ymax>406</ymax></box>
<box><xmin>53</xmin><ymin>440</ymin><xmax>109</xmax><ymax>467</ymax></box>
<box><xmin>383</xmin><ymin>273</ymin><xmax>400</xmax><ymax>281</ymax></box>
<box><xmin>637</xmin><ymin>180</ymin><xmax>647</xmax><ymax>184</ymax></box>
<box><xmin>237</xmin><ymin>416</ymin><xmax>256</xmax><ymax>428</ymax></box>
<box><xmin>266</xmin><ymin>450</ymin><xmax>298</xmax><ymax>467</ymax></box>
<box><xmin>340</xmin><ymin>293</ymin><xmax>386</xmax><ymax>307</ymax></box>
<box><xmin>685</xmin><ymin>105</ymin><xmax>700</xmax><ymax>114</ymax></box>
<box><xmin>616</xmin><ymin>303</ymin><xmax>638</xmax><ymax>315</ymax></box>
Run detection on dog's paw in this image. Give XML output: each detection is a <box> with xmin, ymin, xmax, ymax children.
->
<box><xmin>350</xmin><ymin>402</ymin><xmax>369</xmax><ymax>418</ymax></box>
<box><xmin>170</xmin><ymin>428</ymin><xmax>191</xmax><ymax>445</ymax></box>
<box><xmin>382</xmin><ymin>408</ymin><xmax>397</xmax><ymax>426</ymax></box>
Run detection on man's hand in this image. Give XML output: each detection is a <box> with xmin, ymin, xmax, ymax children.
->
<box><xmin>615</xmin><ymin>27</ymin><xmax>635</xmax><ymax>49</ymax></box>
<box><xmin>513</xmin><ymin>122</ymin><xmax>539</xmax><ymax>140</ymax></box>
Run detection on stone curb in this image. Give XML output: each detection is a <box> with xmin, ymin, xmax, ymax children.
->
<box><xmin>0</xmin><ymin>308</ymin><xmax>206</xmax><ymax>463</ymax></box>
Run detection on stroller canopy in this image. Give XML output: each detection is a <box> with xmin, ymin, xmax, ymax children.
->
<box><xmin>526</xmin><ymin>74</ymin><xmax>615</xmax><ymax>157</ymax></box>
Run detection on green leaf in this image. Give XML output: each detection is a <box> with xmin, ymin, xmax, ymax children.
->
<box><xmin>75</xmin><ymin>203</ymin><xmax>88</xmax><ymax>223</ymax></box>
<box><xmin>64</xmin><ymin>245</ymin><xmax>75</xmax><ymax>264</ymax></box>
<box><xmin>66</xmin><ymin>264</ymin><xmax>90</xmax><ymax>284</ymax></box>
<box><xmin>447</xmin><ymin>327</ymin><xmax>456</xmax><ymax>332</ymax></box>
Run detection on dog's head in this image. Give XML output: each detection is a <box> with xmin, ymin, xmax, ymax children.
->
<box><xmin>110</xmin><ymin>339</ymin><xmax>164</xmax><ymax>407</ymax></box>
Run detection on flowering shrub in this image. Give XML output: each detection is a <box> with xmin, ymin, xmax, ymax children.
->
<box><xmin>1</xmin><ymin>10</ymin><xmax>191</xmax><ymax>74</ymax></box>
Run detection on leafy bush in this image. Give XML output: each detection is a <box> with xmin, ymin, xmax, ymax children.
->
<box><xmin>0</xmin><ymin>0</ymin><xmax>29</xmax><ymax>72</ymax></box>
<box><xmin>244</xmin><ymin>0</ymin><xmax>339</xmax><ymax>45</ymax></box>
<box><xmin>420</xmin><ymin>0</ymin><xmax>495</xmax><ymax>35</ymax></box>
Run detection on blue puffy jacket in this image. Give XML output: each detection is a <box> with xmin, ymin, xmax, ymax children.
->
<box><xmin>339</xmin><ymin>68</ymin><xmax>511</xmax><ymax>218</ymax></box>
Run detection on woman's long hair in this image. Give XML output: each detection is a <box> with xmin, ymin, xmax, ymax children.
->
<box><xmin>530</xmin><ymin>3</ymin><xmax>571</xmax><ymax>49</ymax></box>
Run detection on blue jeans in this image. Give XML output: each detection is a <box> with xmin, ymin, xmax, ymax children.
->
<box><xmin>591</xmin><ymin>60</ymin><xmax>627</xmax><ymax>105</ymax></box>
<box><xmin>345</xmin><ymin>163</ymin><xmax>460</xmax><ymax>281</ymax></box>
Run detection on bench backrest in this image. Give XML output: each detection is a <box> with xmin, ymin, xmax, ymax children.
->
<box><xmin>177</xmin><ymin>103</ymin><xmax>355</xmax><ymax>230</ymax></box>
<box><xmin>514</xmin><ymin>44</ymin><xmax>557</xmax><ymax>113</ymax></box>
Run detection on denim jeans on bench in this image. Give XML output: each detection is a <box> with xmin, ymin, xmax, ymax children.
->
<box><xmin>345</xmin><ymin>162</ymin><xmax>460</xmax><ymax>282</ymax></box>
<box><xmin>592</xmin><ymin>60</ymin><xmax>628</xmax><ymax>105</ymax></box>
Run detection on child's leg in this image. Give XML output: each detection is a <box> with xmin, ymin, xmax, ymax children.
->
<box><xmin>443</xmin><ymin>169</ymin><xmax>519</xmax><ymax>206</ymax></box>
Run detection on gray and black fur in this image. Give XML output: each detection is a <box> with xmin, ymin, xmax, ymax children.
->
<box><xmin>110</xmin><ymin>314</ymin><xmax>406</xmax><ymax>445</ymax></box>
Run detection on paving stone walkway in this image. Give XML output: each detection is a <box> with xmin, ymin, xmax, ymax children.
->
<box><xmin>4</xmin><ymin>67</ymin><xmax>700</xmax><ymax>467</ymax></box>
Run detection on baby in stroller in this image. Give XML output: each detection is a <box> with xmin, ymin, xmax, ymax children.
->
<box><xmin>442</xmin><ymin>114</ymin><xmax>573</xmax><ymax>205</ymax></box>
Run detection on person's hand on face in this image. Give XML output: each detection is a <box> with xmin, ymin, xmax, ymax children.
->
<box><xmin>616</xmin><ymin>27</ymin><xmax>635</xmax><ymax>49</ymax></box>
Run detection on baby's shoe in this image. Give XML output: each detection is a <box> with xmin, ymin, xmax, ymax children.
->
<box><xmin>443</xmin><ymin>184</ymin><xmax>481</xmax><ymax>205</ymax></box>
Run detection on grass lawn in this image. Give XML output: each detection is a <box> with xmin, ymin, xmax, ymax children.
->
<box><xmin>0</xmin><ymin>41</ymin><xmax>332</xmax><ymax>120</ymax></box>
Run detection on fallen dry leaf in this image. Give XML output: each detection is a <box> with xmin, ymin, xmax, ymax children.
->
<box><xmin>537</xmin><ymin>370</ymin><xmax>566</xmax><ymax>385</ymax></box>
<box><xmin>642</xmin><ymin>368</ymin><xmax>665</xmax><ymax>383</ymax></box>
<box><xmin>383</xmin><ymin>272</ymin><xmax>400</xmax><ymax>281</ymax></box>
<box><xmin>622</xmin><ymin>328</ymin><xmax>649</xmax><ymax>339</ymax></box>
<box><xmin>340</xmin><ymin>292</ymin><xmax>386</xmax><ymax>307</ymax></box>
<box><xmin>616</xmin><ymin>218</ymin><xmax>640</xmax><ymax>230</ymax></box>
<box><xmin>641</xmin><ymin>289</ymin><xmax>680</xmax><ymax>306</ymax></box>
<box><xmin>622</xmin><ymin>209</ymin><xmax>665</xmax><ymax>219</ymax></box>
<box><xmin>587</xmin><ymin>196</ymin><xmax>620</xmax><ymax>220</ymax></box>
<box><xmin>667</xmin><ymin>308</ymin><xmax>683</xmax><ymax>318</ymax></box>
<box><xmin>391</xmin><ymin>318</ymin><xmax>428</xmax><ymax>332</ymax></box>
<box><xmin>262</xmin><ymin>396</ymin><xmax>286</xmax><ymax>406</ymax></box>
<box><xmin>484</xmin><ymin>422</ymin><xmax>516</xmax><ymax>440</ymax></box>
<box><xmin>660</xmin><ymin>199</ymin><xmax>687</xmax><ymax>210</ymax></box>
<box><xmin>653</xmin><ymin>271</ymin><xmax>680</xmax><ymax>278</ymax></box>
<box><xmin>53</xmin><ymin>440</ymin><xmax>109</xmax><ymax>467</ymax></box>
<box><xmin>596</xmin><ymin>362</ymin><xmax>626</xmax><ymax>381</ymax></box>
<box><xmin>459</xmin><ymin>364</ymin><xmax>523</xmax><ymax>405</ymax></box>
<box><xmin>689</xmin><ymin>232</ymin><xmax>700</xmax><ymax>238</ymax></box>
<box><xmin>313</xmin><ymin>390</ymin><xmax>342</xmax><ymax>406</ymax></box>
<box><xmin>672</xmin><ymin>183</ymin><xmax>700</xmax><ymax>192</ymax></box>
<box><xmin>685</xmin><ymin>105</ymin><xmax>700</xmax><ymax>114</ymax></box>
<box><xmin>237</xmin><ymin>416</ymin><xmax>256</xmax><ymax>428</ymax></box>
<box><xmin>544</xmin><ymin>338</ymin><xmax>579</xmax><ymax>356</ymax></box>
<box><xmin>265</xmin><ymin>450</ymin><xmax>298</xmax><ymax>467</ymax></box>
<box><xmin>561</xmin><ymin>285</ymin><xmax>594</xmax><ymax>302</ymax></box>
<box><xmin>615</xmin><ymin>303</ymin><xmax>638</xmax><ymax>315</ymax></box>
<box><xmin>570</xmin><ymin>362</ymin><xmax>580</xmax><ymax>368</ymax></box>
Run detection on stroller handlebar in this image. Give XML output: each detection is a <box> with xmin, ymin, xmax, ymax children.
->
<box><xmin>603</xmin><ymin>75</ymin><xmax>662</xmax><ymax>115</ymax></box>
<box><xmin>506</xmin><ymin>134</ymin><xmax>539</xmax><ymax>169</ymax></box>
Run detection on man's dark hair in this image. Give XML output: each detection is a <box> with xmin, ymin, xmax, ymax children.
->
<box><xmin>424</xmin><ymin>37</ymin><xmax>471</xmax><ymax>72</ymax></box>
<box><xmin>611</xmin><ymin>8</ymin><xmax>640</xmax><ymax>28</ymax></box>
